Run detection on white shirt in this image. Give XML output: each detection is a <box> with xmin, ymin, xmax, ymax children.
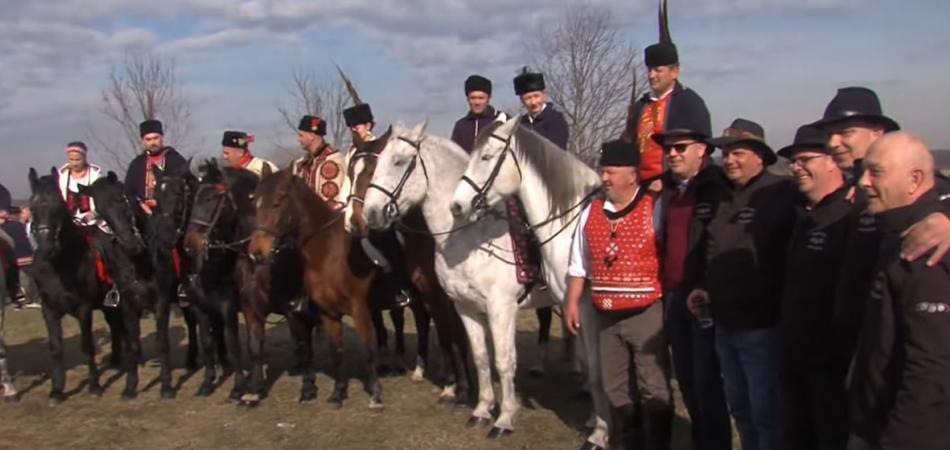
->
<box><xmin>567</xmin><ymin>189</ymin><xmax>664</xmax><ymax>279</ymax></box>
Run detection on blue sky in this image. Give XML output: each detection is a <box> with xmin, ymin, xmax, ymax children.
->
<box><xmin>2</xmin><ymin>0</ymin><xmax>949</xmax><ymax>197</ymax></box>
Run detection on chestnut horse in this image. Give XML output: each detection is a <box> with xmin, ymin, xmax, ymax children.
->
<box><xmin>246</xmin><ymin>168</ymin><xmax>381</xmax><ymax>408</ymax></box>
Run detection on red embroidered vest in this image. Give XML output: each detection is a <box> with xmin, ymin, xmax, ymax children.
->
<box><xmin>584</xmin><ymin>195</ymin><xmax>662</xmax><ymax>312</ymax></box>
<box><xmin>636</xmin><ymin>95</ymin><xmax>671</xmax><ymax>181</ymax></box>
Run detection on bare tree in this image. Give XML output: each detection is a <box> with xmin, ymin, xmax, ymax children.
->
<box><xmin>525</xmin><ymin>6</ymin><xmax>647</xmax><ymax>166</ymax></box>
<box><xmin>89</xmin><ymin>51</ymin><xmax>193</xmax><ymax>171</ymax></box>
<box><xmin>274</xmin><ymin>67</ymin><xmax>350</xmax><ymax>165</ymax></box>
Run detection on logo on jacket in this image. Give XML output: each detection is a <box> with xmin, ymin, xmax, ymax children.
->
<box><xmin>806</xmin><ymin>231</ymin><xmax>827</xmax><ymax>251</ymax></box>
<box><xmin>695</xmin><ymin>203</ymin><xmax>713</xmax><ymax>220</ymax></box>
<box><xmin>915</xmin><ymin>302</ymin><xmax>950</xmax><ymax>314</ymax></box>
<box><xmin>736</xmin><ymin>207</ymin><xmax>756</xmax><ymax>224</ymax></box>
<box><xmin>857</xmin><ymin>211</ymin><xmax>876</xmax><ymax>233</ymax></box>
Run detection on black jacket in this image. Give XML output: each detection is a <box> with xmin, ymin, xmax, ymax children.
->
<box><xmin>0</xmin><ymin>183</ymin><xmax>10</xmax><ymax>212</ymax></box>
<box><xmin>623</xmin><ymin>81</ymin><xmax>709</xmax><ymax>143</ymax></box>
<box><xmin>519</xmin><ymin>104</ymin><xmax>569</xmax><ymax>150</ymax></box>
<box><xmin>779</xmin><ymin>186</ymin><xmax>853</xmax><ymax>369</ymax></box>
<box><xmin>848</xmin><ymin>189</ymin><xmax>950</xmax><ymax>450</ymax></box>
<box><xmin>660</xmin><ymin>163</ymin><xmax>730</xmax><ymax>295</ymax></box>
<box><xmin>123</xmin><ymin>147</ymin><xmax>188</xmax><ymax>201</ymax></box>
<box><xmin>701</xmin><ymin>170</ymin><xmax>799</xmax><ymax>329</ymax></box>
<box><xmin>450</xmin><ymin>106</ymin><xmax>506</xmax><ymax>153</ymax></box>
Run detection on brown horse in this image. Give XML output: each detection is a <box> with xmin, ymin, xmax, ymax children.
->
<box><xmin>347</xmin><ymin>129</ymin><xmax>471</xmax><ymax>404</ymax></box>
<box><xmin>247</xmin><ymin>168</ymin><xmax>381</xmax><ymax>408</ymax></box>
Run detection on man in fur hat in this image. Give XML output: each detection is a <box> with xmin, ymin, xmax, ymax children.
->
<box><xmin>451</xmin><ymin>75</ymin><xmax>508</xmax><ymax>153</ymax></box>
<box><xmin>220</xmin><ymin>131</ymin><xmax>277</xmax><ymax>178</ymax></box>
<box><xmin>124</xmin><ymin>119</ymin><xmax>188</xmax><ymax>215</ymax></box>
<box><xmin>292</xmin><ymin>115</ymin><xmax>348</xmax><ymax>210</ymax></box>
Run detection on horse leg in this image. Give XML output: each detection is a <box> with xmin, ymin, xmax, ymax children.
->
<box><xmin>103</xmin><ymin>307</ymin><xmax>125</xmax><ymax>369</ymax></box>
<box><xmin>121</xmin><ymin>305</ymin><xmax>142</xmax><ymax>400</ymax></box>
<box><xmin>370</xmin><ymin>308</ymin><xmax>390</xmax><ymax>376</ymax></box>
<box><xmin>154</xmin><ymin>299</ymin><xmax>175</xmax><ymax>399</ymax></box>
<box><xmin>223</xmin><ymin>300</ymin><xmax>244</xmax><ymax>402</ymax></box>
<box><xmin>427</xmin><ymin>298</ymin><xmax>462</xmax><ymax>404</ymax></box>
<box><xmin>486</xmin><ymin>300</ymin><xmax>520</xmax><ymax>439</ymax></box>
<box><xmin>0</xmin><ymin>299</ymin><xmax>18</xmax><ymax>403</ymax></box>
<box><xmin>529</xmin><ymin>306</ymin><xmax>553</xmax><ymax>378</ymax></box>
<box><xmin>42</xmin><ymin>306</ymin><xmax>67</xmax><ymax>405</ymax></box>
<box><xmin>240</xmin><ymin>311</ymin><xmax>266</xmax><ymax>407</ymax></box>
<box><xmin>183</xmin><ymin>305</ymin><xmax>200</xmax><ymax>372</ymax></box>
<box><xmin>352</xmin><ymin>298</ymin><xmax>382</xmax><ymax>409</ymax></box>
<box><xmin>409</xmin><ymin>301</ymin><xmax>431</xmax><ymax>383</ymax></box>
<box><xmin>322</xmin><ymin>315</ymin><xmax>349</xmax><ymax>408</ymax></box>
<box><xmin>78</xmin><ymin>306</ymin><xmax>103</xmax><ymax>397</ymax></box>
<box><xmin>288</xmin><ymin>312</ymin><xmax>316</xmax><ymax>404</ymax></box>
<box><xmin>389</xmin><ymin>306</ymin><xmax>407</xmax><ymax>375</ymax></box>
<box><xmin>194</xmin><ymin>308</ymin><xmax>216</xmax><ymax>397</ymax></box>
<box><xmin>456</xmin><ymin>306</ymin><xmax>494</xmax><ymax>427</ymax></box>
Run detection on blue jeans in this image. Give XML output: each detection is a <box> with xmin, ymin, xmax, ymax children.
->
<box><xmin>664</xmin><ymin>291</ymin><xmax>732</xmax><ymax>450</ymax></box>
<box><xmin>716</xmin><ymin>326</ymin><xmax>779</xmax><ymax>450</ymax></box>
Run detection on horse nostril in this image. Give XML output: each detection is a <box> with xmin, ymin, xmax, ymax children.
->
<box><xmin>450</xmin><ymin>202</ymin><xmax>463</xmax><ymax>217</ymax></box>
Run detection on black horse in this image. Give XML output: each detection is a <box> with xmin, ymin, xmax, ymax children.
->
<box><xmin>78</xmin><ymin>172</ymin><xmax>194</xmax><ymax>399</ymax></box>
<box><xmin>28</xmin><ymin>167</ymin><xmax>123</xmax><ymax>404</ymax></box>
<box><xmin>185</xmin><ymin>160</ymin><xmax>318</xmax><ymax>406</ymax></box>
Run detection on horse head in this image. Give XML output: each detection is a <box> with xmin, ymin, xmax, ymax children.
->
<box><xmin>247</xmin><ymin>167</ymin><xmax>297</xmax><ymax>265</ymax></box>
<box><xmin>79</xmin><ymin>172</ymin><xmax>144</xmax><ymax>255</ymax></box>
<box><xmin>186</xmin><ymin>159</ymin><xmax>257</xmax><ymax>264</ymax></box>
<box><xmin>151</xmin><ymin>160</ymin><xmax>196</xmax><ymax>250</ymax></box>
<box><xmin>346</xmin><ymin>125</ymin><xmax>392</xmax><ymax>234</ymax></box>
<box><xmin>362</xmin><ymin>121</ymin><xmax>429</xmax><ymax>230</ymax></box>
<box><xmin>450</xmin><ymin>116</ymin><xmax>522</xmax><ymax>220</ymax></box>
<box><xmin>28</xmin><ymin>167</ymin><xmax>70</xmax><ymax>257</ymax></box>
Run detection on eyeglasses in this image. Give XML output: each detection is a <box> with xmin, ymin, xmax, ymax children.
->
<box><xmin>663</xmin><ymin>142</ymin><xmax>698</xmax><ymax>154</ymax></box>
<box><xmin>789</xmin><ymin>154</ymin><xmax>828</xmax><ymax>167</ymax></box>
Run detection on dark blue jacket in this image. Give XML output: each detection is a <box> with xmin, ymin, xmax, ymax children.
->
<box><xmin>519</xmin><ymin>104</ymin><xmax>569</xmax><ymax>150</ymax></box>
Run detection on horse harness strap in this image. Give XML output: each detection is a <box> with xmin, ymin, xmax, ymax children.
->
<box><xmin>460</xmin><ymin>132</ymin><xmax>522</xmax><ymax>212</ymax></box>
<box><xmin>366</xmin><ymin>135</ymin><xmax>430</xmax><ymax>220</ymax></box>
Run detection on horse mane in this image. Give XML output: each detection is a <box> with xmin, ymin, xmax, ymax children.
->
<box><xmin>513</xmin><ymin>126</ymin><xmax>599</xmax><ymax>216</ymax></box>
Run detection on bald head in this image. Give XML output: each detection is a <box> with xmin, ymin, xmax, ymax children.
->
<box><xmin>859</xmin><ymin>132</ymin><xmax>935</xmax><ymax>213</ymax></box>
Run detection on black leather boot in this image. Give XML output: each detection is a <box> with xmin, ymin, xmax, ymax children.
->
<box><xmin>643</xmin><ymin>406</ymin><xmax>673</xmax><ymax>450</ymax></box>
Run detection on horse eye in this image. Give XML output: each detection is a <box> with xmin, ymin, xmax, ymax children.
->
<box><xmin>481</xmin><ymin>153</ymin><xmax>494</xmax><ymax>161</ymax></box>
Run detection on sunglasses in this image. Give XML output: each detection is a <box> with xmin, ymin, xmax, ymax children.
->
<box><xmin>663</xmin><ymin>142</ymin><xmax>699</xmax><ymax>154</ymax></box>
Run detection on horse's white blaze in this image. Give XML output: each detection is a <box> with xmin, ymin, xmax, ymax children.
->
<box><xmin>344</xmin><ymin>156</ymin><xmax>366</xmax><ymax>233</ymax></box>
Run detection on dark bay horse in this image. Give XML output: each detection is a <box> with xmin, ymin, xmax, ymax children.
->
<box><xmin>247</xmin><ymin>168</ymin><xmax>381</xmax><ymax>408</ymax></box>
<box><xmin>78</xmin><ymin>172</ymin><xmax>192</xmax><ymax>399</ymax></box>
<box><xmin>347</xmin><ymin>129</ymin><xmax>471</xmax><ymax>403</ymax></box>
<box><xmin>28</xmin><ymin>167</ymin><xmax>122</xmax><ymax>404</ymax></box>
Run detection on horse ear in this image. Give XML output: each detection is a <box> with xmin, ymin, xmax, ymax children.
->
<box><xmin>77</xmin><ymin>183</ymin><xmax>91</xmax><ymax>196</ymax></box>
<box><xmin>411</xmin><ymin>119</ymin><xmax>428</xmax><ymax>141</ymax></box>
<box><xmin>50</xmin><ymin>166</ymin><xmax>58</xmax><ymax>177</ymax></box>
<box><xmin>261</xmin><ymin>162</ymin><xmax>273</xmax><ymax>178</ymax></box>
<box><xmin>107</xmin><ymin>171</ymin><xmax>118</xmax><ymax>183</ymax></box>
<box><xmin>29</xmin><ymin>168</ymin><xmax>39</xmax><ymax>191</ymax></box>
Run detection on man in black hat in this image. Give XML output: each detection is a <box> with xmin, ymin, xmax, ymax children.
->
<box><xmin>651</xmin><ymin>106</ymin><xmax>731</xmax><ymax>450</ymax></box>
<box><xmin>513</xmin><ymin>68</ymin><xmax>569</xmax><ymax>150</ymax></box>
<box><xmin>124</xmin><ymin>119</ymin><xmax>188</xmax><ymax>215</ymax></box>
<box><xmin>848</xmin><ymin>132</ymin><xmax>950</xmax><ymax>450</ymax></box>
<box><xmin>565</xmin><ymin>139</ymin><xmax>672</xmax><ymax>450</ymax></box>
<box><xmin>221</xmin><ymin>131</ymin><xmax>276</xmax><ymax>178</ymax></box>
<box><xmin>292</xmin><ymin>115</ymin><xmax>348</xmax><ymax>210</ymax></box>
<box><xmin>343</xmin><ymin>103</ymin><xmax>376</xmax><ymax>147</ymax></box>
<box><xmin>624</xmin><ymin>0</ymin><xmax>709</xmax><ymax>182</ymax></box>
<box><xmin>451</xmin><ymin>75</ymin><xmax>508</xmax><ymax>153</ymax></box>
<box><xmin>687</xmin><ymin>118</ymin><xmax>797</xmax><ymax>450</ymax></box>
<box><xmin>775</xmin><ymin>124</ymin><xmax>852</xmax><ymax>450</ymax></box>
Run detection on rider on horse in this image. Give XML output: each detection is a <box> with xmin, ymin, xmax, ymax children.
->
<box><xmin>220</xmin><ymin>131</ymin><xmax>277</xmax><ymax>178</ymax></box>
<box><xmin>292</xmin><ymin>115</ymin><xmax>348</xmax><ymax>210</ymax></box>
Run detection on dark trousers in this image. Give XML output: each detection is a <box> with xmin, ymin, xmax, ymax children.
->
<box><xmin>599</xmin><ymin>301</ymin><xmax>673</xmax><ymax>450</ymax></box>
<box><xmin>664</xmin><ymin>291</ymin><xmax>732</xmax><ymax>450</ymax></box>
<box><xmin>780</xmin><ymin>365</ymin><xmax>848</xmax><ymax>450</ymax></box>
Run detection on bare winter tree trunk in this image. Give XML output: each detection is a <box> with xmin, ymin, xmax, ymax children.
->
<box><xmin>87</xmin><ymin>51</ymin><xmax>193</xmax><ymax>173</ymax></box>
<box><xmin>274</xmin><ymin>68</ymin><xmax>350</xmax><ymax>166</ymax></box>
<box><xmin>525</xmin><ymin>6</ymin><xmax>647</xmax><ymax>166</ymax></box>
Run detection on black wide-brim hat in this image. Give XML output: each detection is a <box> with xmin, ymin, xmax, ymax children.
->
<box><xmin>777</xmin><ymin>125</ymin><xmax>829</xmax><ymax>159</ymax></box>
<box><xmin>707</xmin><ymin>118</ymin><xmax>777</xmax><ymax>165</ymax></box>
<box><xmin>343</xmin><ymin>104</ymin><xmax>374</xmax><ymax>127</ymax></box>
<box><xmin>809</xmin><ymin>86</ymin><xmax>900</xmax><ymax>132</ymax></box>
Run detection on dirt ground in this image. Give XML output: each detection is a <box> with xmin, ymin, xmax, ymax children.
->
<box><xmin>0</xmin><ymin>306</ymin><xmax>705</xmax><ymax>449</ymax></box>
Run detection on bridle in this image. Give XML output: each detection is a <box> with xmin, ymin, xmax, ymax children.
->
<box><xmin>345</xmin><ymin>149</ymin><xmax>380</xmax><ymax>207</ymax></box>
<box><xmin>188</xmin><ymin>183</ymin><xmax>243</xmax><ymax>253</ymax></box>
<box><xmin>366</xmin><ymin>135</ymin><xmax>429</xmax><ymax>221</ymax></box>
<box><xmin>459</xmin><ymin>131</ymin><xmax>522</xmax><ymax>213</ymax></box>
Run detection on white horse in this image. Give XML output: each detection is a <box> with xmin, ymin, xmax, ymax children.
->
<box><xmin>362</xmin><ymin>122</ymin><xmax>607</xmax><ymax>447</ymax></box>
<box><xmin>449</xmin><ymin>116</ymin><xmax>611</xmax><ymax>449</ymax></box>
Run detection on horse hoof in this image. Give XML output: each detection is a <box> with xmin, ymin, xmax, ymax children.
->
<box><xmin>410</xmin><ymin>366</ymin><xmax>425</xmax><ymax>382</ymax></box>
<box><xmin>48</xmin><ymin>392</ymin><xmax>65</xmax><ymax>406</ymax></box>
<box><xmin>390</xmin><ymin>364</ymin><xmax>407</xmax><ymax>376</ymax></box>
<box><xmin>368</xmin><ymin>399</ymin><xmax>384</xmax><ymax>410</ymax></box>
<box><xmin>239</xmin><ymin>399</ymin><xmax>260</xmax><ymax>408</ymax></box>
<box><xmin>437</xmin><ymin>395</ymin><xmax>456</xmax><ymax>405</ymax></box>
<box><xmin>376</xmin><ymin>364</ymin><xmax>391</xmax><ymax>377</ymax></box>
<box><xmin>161</xmin><ymin>388</ymin><xmax>177</xmax><ymax>400</ymax></box>
<box><xmin>465</xmin><ymin>416</ymin><xmax>491</xmax><ymax>428</ymax></box>
<box><xmin>298</xmin><ymin>391</ymin><xmax>317</xmax><ymax>404</ymax></box>
<box><xmin>579</xmin><ymin>442</ymin><xmax>605</xmax><ymax>450</ymax></box>
<box><xmin>121</xmin><ymin>390</ymin><xmax>138</xmax><ymax>401</ymax></box>
<box><xmin>228</xmin><ymin>389</ymin><xmax>243</xmax><ymax>402</ymax></box>
<box><xmin>196</xmin><ymin>385</ymin><xmax>213</xmax><ymax>398</ymax></box>
<box><xmin>88</xmin><ymin>385</ymin><xmax>104</xmax><ymax>397</ymax></box>
<box><xmin>486</xmin><ymin>427</ymin><xmax>513</xmax><ymax>439</ymax></box>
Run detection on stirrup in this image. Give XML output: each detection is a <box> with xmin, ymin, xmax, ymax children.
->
<box><xmin>104</xmin><ymin>288</ymin><xmax>121</xmax><ymax>308</ymax></box>
<box><xmin>395</xmin><ymin>289</ymin><xmax>412</xmax><ymax>308</ymax></box>
<box><xmin>176</xmin><ymin>283</ymin><xmax>191</xmax><ymax>308</ymax></box>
